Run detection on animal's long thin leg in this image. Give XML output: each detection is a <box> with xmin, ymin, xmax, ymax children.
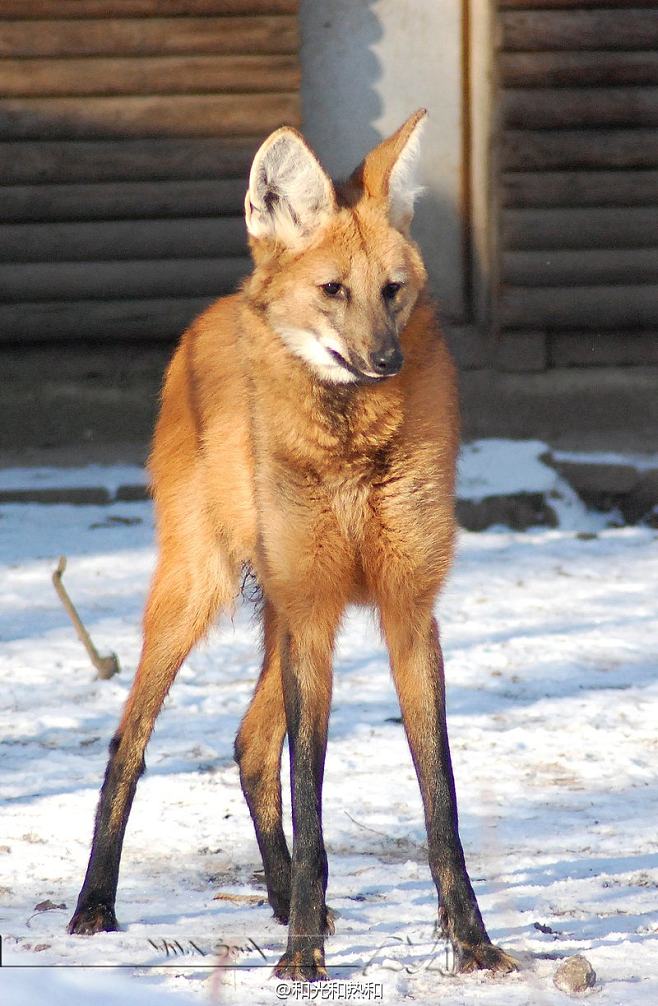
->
<box><xmin>235</xmin><ymin>599</ymin><xmax>291</xmax><ymax>923</ymax></box>
<box><xmin>382</xmin><ymin>609</ymin><xmax>517</xmax><ymax>974</ymax></box>
<box><xmin>68</xmin><ymin>544</ymin><xmax>235</xmax><ymax>935</ymax></box>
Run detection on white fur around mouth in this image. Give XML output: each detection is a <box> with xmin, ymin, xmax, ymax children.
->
<box><xmin>275</xmin><ymin>326</ymin><xmax>357</xmax><ymax>383</ymax></box>
<box><xmin>326</xmin><ymin>349</ymin><xmax>384</xmax><ymax>382</ymax></box>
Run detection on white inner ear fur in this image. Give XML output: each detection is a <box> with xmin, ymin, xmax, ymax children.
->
<box><xmin>245</xmin><ymin>130</ymin><xmax>335</xmax><ymax>245</ymax></box>
<box><xmin>388</xmin><ymin>116</ymin><xmax>426</xmax><ymax>231</ymax></box>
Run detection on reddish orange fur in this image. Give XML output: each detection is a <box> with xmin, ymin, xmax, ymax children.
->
<box><xmin>69</xmin><ymin>113</ymin><xmax>517</xmax><ymax>978</ymax></box>
<box><xmin>144</xmin><ymin>220</ymin><xmax>458</xmax><ymax>640</ymax></box>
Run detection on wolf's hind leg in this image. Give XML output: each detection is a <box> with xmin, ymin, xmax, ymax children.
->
<box><xmin>235</xmin><ymin>600</ymin><xmax>292</xmax><ymax>924</ymax></box>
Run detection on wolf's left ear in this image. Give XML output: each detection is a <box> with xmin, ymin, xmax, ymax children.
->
<box><xmin>353</xmin><ymin>108</ymin><xmax>427</xmax><ymax>233</ymax></box>
<box><xmin>245</xmin><ymin>127</ymin><xmax>336</xmax><ymax>245</ymax></box>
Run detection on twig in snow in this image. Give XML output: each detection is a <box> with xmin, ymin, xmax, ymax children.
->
<box><xmin>212</xmin><ymin>892</ymin><xmax>265</xmax><ymax>905</ymax></box>
<box><xmin>344</xmin><ymin>810</ymin><xmax>426</xmax><ymax>851</ymax></box>
<box><xmin>52</xmin><ymin>556</ymin><xmax>120</xmax><ymax>680</ymax></box>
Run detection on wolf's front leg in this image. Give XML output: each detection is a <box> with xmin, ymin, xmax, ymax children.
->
<box><xmin>381</xmin><ymin>608</ymin><xmax>518</xmax><ymax>974</ymax></box>
<box><xmin>273</xmin><ymin>619</ymin><xmax>337</xmax><ymax>982</ymax></box>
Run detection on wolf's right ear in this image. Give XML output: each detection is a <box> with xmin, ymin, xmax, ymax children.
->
<box><xmin>245</xmin><ymin>128</ymin><xmax>336</xmax><ymax>245</ymax></box>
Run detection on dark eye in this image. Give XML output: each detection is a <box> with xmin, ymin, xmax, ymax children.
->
<box><xmin>321</xmin><ymin>282</ymin><xmax>342</xmax><ymax>297</ymax></box>
<box><xmin>382</xmin><ymin>282</ymin><xmax>402</xmax><ymax>301</ymax></box>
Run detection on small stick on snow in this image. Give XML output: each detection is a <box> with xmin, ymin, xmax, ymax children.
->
<box><xmin>52</xmin><ymin>556</ymin><xmax>120</xmax><ymax>680</ymax></box>
<box><xmin>344</xmin><ymin>810</ymin><xmax>427</xmax><ymax>851</ymax></box>
<box><xmin>212</xmin><ymin>892</ymin><xmax>265</xmax><ymax>905</ymax></box>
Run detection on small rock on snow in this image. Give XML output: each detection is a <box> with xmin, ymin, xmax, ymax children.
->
<box><xmin>554</xmin><ymin>955</ymin><xmax>597</xmax><ymax>995</ymax></box>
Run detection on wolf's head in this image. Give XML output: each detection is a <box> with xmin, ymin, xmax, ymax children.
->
<box><xmin>243</xmin><ymin>110</ymin><xmax>428</xmax><ymax>384</ymax></box>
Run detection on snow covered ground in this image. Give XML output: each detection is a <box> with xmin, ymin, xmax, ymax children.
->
<box><xmin>1</xmin><ymin>442</ymin><xmax>657</xmax><ymax>1005</ymax></box>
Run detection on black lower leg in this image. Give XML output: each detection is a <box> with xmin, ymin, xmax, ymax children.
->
<box><xmin>390</xmin><ymin>618</ymin><xmax>517</xmax><ymax>973</ymax></box>
<box><xmin>255</xmin><ymin>826</ymin><xmax>292</xmax><ymax>925</ymax></box>
<box><xmin>68</xmin><ymin>732</ymin><xmax>145</xmax><ymax>935</ymax></box>
<box><xmin>274</xmin><ymin>632</ymin><xmax>331</xmax><ymax>982</ymax></box>
<box><xmin>235</xmin><ymin>755</ymin><xmax>292</xmax><ymax>924</ymax></box>
<box><xmin>235</xmin><ymin>600</ymin><xmax>293</xmax><ymax>922</ymax></box>
<box><xmin>275</xmin><ymin>741</ymin><xmax>330</xmax><ymax>980</ymax></box>
<box><xmin>425</xmin><ymin>750</ymin><xmax>491</xmax><ymax>957</ymax></box>
<box><xmin>417</xmin><ymin>654</ymin><xmax>492</xmax><ymax>955</ymax></box>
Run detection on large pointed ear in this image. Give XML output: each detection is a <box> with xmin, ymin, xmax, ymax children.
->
<box><xmin>352</xmin><ymin>108</ymin><xmax>427</xmax><ymax>232</ymax></box>
<box><xmin>245</xmin><ymin>127</ymin><xmax>336</xmax><ymax>245</ymax></box>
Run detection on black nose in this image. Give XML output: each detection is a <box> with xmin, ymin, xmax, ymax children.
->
<box><xmin>370</xmin><ymin>343</ymin><xmax>404</xmax><ymax>376</ymax></box>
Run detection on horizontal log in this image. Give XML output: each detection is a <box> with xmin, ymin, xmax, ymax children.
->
<box><xmin>0</xmin><ymin>217</ymin><xmax>247</xmax><ymax>262</ymax></box>
<box><xmin>0</xmin><ymin>55</ymin><xmax>300</xmax><ymax>97</ymax></box>
<box><xmin>0</xmin><ymin>16</ymin><xmax>298</xmax><ymax>58</ymax></box>
<box><xmin>503</xmin><ymin>248</ymin><xmax>658</xmax><ymax>285</ymax></box>
<box><xmin>0</xmin><ymin>258</ymin><xmax>251</xmax><ymax>301</ymax></box>
<box><xmin>503</xmin><ymin>129</ymin><xmax>658</xmax><ymax>169</ymax></box>
<box><xmin>500</xmin><ymin>51</ymin><xmax>658</xmax><ymax>87</ymax></box>
<box><xmin>500</xmin><ymin>11</ymin><xmax>658</xmax><ymax>51</ymax></box>
<box><xmin>503</xmin><ymin>207</ymin><xmax>658</xmax><ymax>249</ymax></box>
<box><xmin>502</xmin><ymin>170</ymin><xmax>658</xmax><ymax>207</ymax></box>
<box><xmin>549</xmin><ymin>331</ymin><xmax>658</xmax><ymax>368</ymax></box>
<box><xmin>0</xmin><ymin>1</ymin><xmax>297</xmax><ymax>15</ymax></box>
<box><xmin>494</xmin><ymin>330</ymin><xmax>547</xmax><ymax>372</ymax></box>
<box><xmin>0</xmin><ymin>298</ymin><xmax>214</xmax><ymax>342</ymax></box>
<box><xmin>0</xmin><ymin>137</ymin><xmax>259</xmax><ymax>184</ymax></box>
<box><xmin>0</xmin><ymin>93</ymin><xmax>300</xmax><ymax>140</ymax></box>
<box><xmin>503</xmin><ymin>87</ymin><xmax>658</xmax><ymax>129</ymax></box>
<box><xmin>500</xmin><ymin>285</ymin><xmax>658</xmax><ymax>328</ymax></box>
<box><xmin>0</xmin><ymin>179</ymin><xmax>246</xmax><ymax>222</ymax></box>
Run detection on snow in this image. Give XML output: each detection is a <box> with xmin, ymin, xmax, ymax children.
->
<box><xmin>457</xmin><ymin>438</ymin><xmax>624</xmax><ymax>533</ymax></box>
<box><xmin>457</xmin><ymin>439</ymin><xmax>557</xmax><ymax>500</ymax></box>
<box><xmin>0</xmin><ymin>464</ymin><xmax>146</xmax><ymax>495</ymax></box>
<box><xmin>0</xmin><ymin>963</ymin><xmax>198</xmax><ymax>1006</ymax></box>
<box><xmin>550</xmin><ymin>449</ymin><xmax>658</xmax><ymax>472</ymax></box>
<box><xmin>1</xmin><ymin>440</ymin><xmax>657</xmax><ymax>1005</ymax></box>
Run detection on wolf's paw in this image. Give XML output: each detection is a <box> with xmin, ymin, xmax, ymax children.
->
<box><xmin>455</xmin><ymin>942</ymin><xmax>519</xmax><ymax>974</ymax></box>
<box><xmin>274</xmin><ymin>948</ymin><xmax>329</xmax><ymax>983</ymax></box>
<box><xmin>67</xmin><ymin>903</ymin><xmax>119</xmax><ymax>935</ymax></box>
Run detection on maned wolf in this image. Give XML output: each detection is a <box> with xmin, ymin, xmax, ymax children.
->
<box><xmin>68</xmin><ymin>110</ymin><xmax>517</xmax><ymax>980</ymax></box>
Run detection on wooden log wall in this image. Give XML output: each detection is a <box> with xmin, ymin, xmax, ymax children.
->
<box><xmin>496</xmin><ymin>0</ymin><xmax>658</xmax><ymax>367</ymax></box>
<box><xmin>0</xmin><ymin>1</ymin><xmax>300</xmax><ymax>343</ymax></box>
